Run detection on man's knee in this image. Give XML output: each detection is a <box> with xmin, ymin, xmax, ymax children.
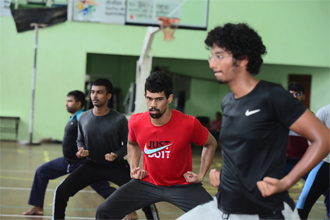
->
<box><xmin>36</xmin><ymin>165</ymin><xmax>47</xmax><ymax>176</ymax></box>
<box><xmin>96</xmin><ymin>203</ymin><xmax>111</xmax><ymax>219</ymax></box>
<box><xmin>54</xmin><ymin>181</ymin><xmax>73</xmax><ymax>200</ymax></box>
<box><xmin>96</xmin><ymin>198</ymin><xmax>127</xmax><ymax>220</ymax></box>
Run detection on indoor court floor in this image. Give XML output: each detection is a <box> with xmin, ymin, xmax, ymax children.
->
<box><xmin>0</xmin><ymin>141</ymin><xmax>327</xmax><ymax>220</ymax></box>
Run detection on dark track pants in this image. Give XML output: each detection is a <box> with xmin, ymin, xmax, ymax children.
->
<box><xmin>52</xmin><ymin>161</ymin><xmax>158</xmax><ymax>220</ymax></box>
<box><xmin>28</xmin><ymin>157</ymin><xmax>115</xmax><ymax>208</ymax></box>
<box><xmin>96</xmin><ymin>179</ymin><xmax>213</xmax><ymax>220</ymax></box>
<box><xmin>297</xmin><ymin>161</ymin><xmax>330</xmax><ymax>219</ymax></box>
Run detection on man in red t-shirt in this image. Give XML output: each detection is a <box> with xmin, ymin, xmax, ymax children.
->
<box><xmin>96</xmin><ymin>71</ymin><xmax>217</xmax><ymax>220</ymax></box>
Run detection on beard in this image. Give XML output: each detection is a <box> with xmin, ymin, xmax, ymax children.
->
<box><xmin>149</xmin><ymin>107</ymin><xmax>165</xmax><ymax>119</ymax></box>
<box><xmin>66</xmin><ymin>106</ymin><xmax>76</xmax><ymax>114</ymax></box>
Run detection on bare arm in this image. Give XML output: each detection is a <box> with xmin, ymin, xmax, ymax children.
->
<box><xmin>128</xmin><ymin>137</ymin><xmax>141</xmax><ymax>170</ymax></box>
<box><xmin>257</xmin><ymin>109</ymin><xmax>330</xmax><ymax>197</ymax></box>
<box><xmin>199</xmin><ymin>132</ymin><xmax>217</xmax><ymax>179</ymax></box>
<box><xmin>285</xmin><ymin>109</ymin><xmax>329</xmax><ymax>185</ymax></box>
<box><xmin>127</xmin><ymin>137</ymin><xmax>148</xmax><ymax>179</ymax></box>
<box><xmin>184</xmin><ymin>132</ymin><xmax>217</xmax><ymax>183</ymax></box>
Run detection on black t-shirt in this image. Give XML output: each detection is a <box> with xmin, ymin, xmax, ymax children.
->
<box><xmin>62</xmin><ymin>115</ymin><xmax>80</xmax><ymax>164</ymax></box>
<box><xmin>217</xmin><ymin>80</ymin><xmax>307</xmax><ymax>214</ymax></box>
<box><xmin>77</xmin><ymin>109</ymin><xmax>128</xmax><ymax>167</ymax></box>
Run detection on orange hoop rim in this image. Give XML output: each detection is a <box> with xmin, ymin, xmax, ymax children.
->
<box><xmin>158</xmin><ymin>16</ymin><xmax>180</xmax><ymax>27</ymax></box>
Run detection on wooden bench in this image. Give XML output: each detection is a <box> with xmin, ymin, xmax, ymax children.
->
<box><xmin>0</xmin><ymin>116</ymin><xmax>20</xmax><ymax>141</ymax></box>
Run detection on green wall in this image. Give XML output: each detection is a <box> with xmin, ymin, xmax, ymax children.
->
<box><xmin>0</xmin><ymin>0</ymin><xmax>329</xmax><ymax>141</ymax></box>
<box><xmin>86</xmin><ymin>53</ymin><xmax>138</xmax><ymax>113</ymax></box>
<box><xmin>208</xmin><ymin>0</ymin><xmax>330</xmax><ymax>68</ymax></box>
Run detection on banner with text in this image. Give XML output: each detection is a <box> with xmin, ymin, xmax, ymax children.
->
<box><xmin>0</xmin><ymin>0</ymin><xmax>12</xmax><ymax>17</ymax></box>
<box><xmin>125</xmin><ymin>0</ymin><xmax>181</xmax><ymax>25</ymax></box>
<box><xmin>67</xmin><ymin>0</ymin><xmax>126</xmax><ymax>24</ymax></box>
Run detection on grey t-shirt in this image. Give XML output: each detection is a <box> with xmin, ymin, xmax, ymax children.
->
<box><xmin>315</xmin><ymin>104</ymin><xmax>330</xmax><ymax>163</ymax></box>
<box><xmin>77</xmin><ymin>109</ymin><xmax>128</xmax><ymax>167</ymax></box>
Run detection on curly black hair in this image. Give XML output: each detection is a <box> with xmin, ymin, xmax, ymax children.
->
<box><xmin>205</xmin><ymin>23</ymin><xmax>267</xmax><ymax>75</ymax></box>
<box><xmin>145</xmin><ymin>71</ymin><xmax>173</xmax><ymax>99</ymax></box>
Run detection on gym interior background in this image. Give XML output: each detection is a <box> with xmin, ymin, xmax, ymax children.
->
<box><xmin>0</xmin><ymin>1</ymin><xmax>329</xmax><ymax>142</ymax></box>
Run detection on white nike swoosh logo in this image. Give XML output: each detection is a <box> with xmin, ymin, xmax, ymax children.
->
<box><xmin>144</xmin><ymin>143</ymin><xmax>172</xmax><ymax>155</ymax></box>
<box><xmin>245</xmin><ymin>109</ymin><xmax>260</xmax><ymax>116</ymax></box>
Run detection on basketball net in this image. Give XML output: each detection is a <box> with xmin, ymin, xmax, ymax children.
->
<box><xmin>158</xmin><ymin>17</ymin><xmax>180</xmax><ymax>42</ymax></box>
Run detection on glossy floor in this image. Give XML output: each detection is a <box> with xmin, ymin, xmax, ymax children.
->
<box><xmin>0</xmin><ymin>141</ymin><xmax>327</xmax><ymax>220</ymax></box>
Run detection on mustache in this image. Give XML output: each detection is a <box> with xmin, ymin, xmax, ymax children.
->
<box><xmin>92</xmin><ymin>99</ymin><xmax>99</xmax><ymax>102</ymax></box>
<box><xmin>149</xmin><ymin>107</ymin><xmax>160</xmax><ymax>112</ymax></box>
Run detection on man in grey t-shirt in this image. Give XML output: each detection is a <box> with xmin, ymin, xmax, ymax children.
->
<box><xmin>52</xmin><ymin>79</ymin><xmax>158</xmax><ymax>220</ymax></box>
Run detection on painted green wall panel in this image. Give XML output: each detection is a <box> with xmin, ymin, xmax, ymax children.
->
<box><xmin>185</xmin><ymin>79</ymin><xmax>220</xmax><ymax>119</ymax></box>
<box><xmin>208</xmin><ymin>0</ymin><xmax>329</xmax><ymax>67</ymax></box>
<box><xmin>86</xmin><ymin>54</ymin><xmax>138</xmax><ymax>113</ymax></box>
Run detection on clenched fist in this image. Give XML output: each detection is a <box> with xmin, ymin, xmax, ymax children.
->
<box><xmin>105</xmin><ymin>152</ymin><xmax>118</xmax><ymax>162</ymax></box>
<box><xmin>76</xmin><ymin>147</ymin><xmax>89</xmax><ymax>158</ymax></box>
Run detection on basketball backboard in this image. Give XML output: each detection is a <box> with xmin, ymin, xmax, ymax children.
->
<box><xmin>125</xmin><ymin>0</ymin><xmax>209</xmax><ymax>30</ymax></box>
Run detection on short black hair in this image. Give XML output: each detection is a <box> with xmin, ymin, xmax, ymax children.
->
<box><xmin>67</xmin><ymin>90</ymin><xmax>85</xmax><ymax>108</ymax></box>
<box><xmin>205</xmin><ymin>23</ymin><xmax>267</xmax><ymax>75</ymax></box>
<box><xmin>92</xmin><ymin>78</ymin><xmax>113</xmax><ymax>94</ymax></box>
<box><xmin>145</xmin><ymin>71</ymin><xmax>173</xmax><ymax>99</ymax></box>
<box><xmin>288</xmin><ymin>82</ymin><xmax>305</xmax><ymax>94</ymax></box>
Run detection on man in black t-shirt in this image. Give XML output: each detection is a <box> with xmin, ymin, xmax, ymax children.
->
<box><xmin>23</xmin><ymin>90</ymin><xmax>116</xmax><ymax>216</ymax></box>
<box><xmin>178</xmin><ymin>23</ymin><xmax>329</xmax><ymax>220</ymax></box>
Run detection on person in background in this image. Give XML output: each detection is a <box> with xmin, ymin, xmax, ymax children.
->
<box><xmin>285</xmin><ymin>82</ymin><xmax>309</xmax><ymax>180</ymax></box>
<box><xmin>209</xmin><ymin>111</ymin><xmax>222</xmax><ymax>140</ymax></box>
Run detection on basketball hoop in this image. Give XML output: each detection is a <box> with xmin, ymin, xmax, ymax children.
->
<box><xmin>158</xmin><ymin>17</ymin><xmax>180</xmax><ymax>42</ymax></box>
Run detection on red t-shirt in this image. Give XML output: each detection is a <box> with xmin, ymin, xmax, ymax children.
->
<box><xmin>128</xmin><ymin>109</ymin><xmax>209</xmax><ymax>186</ymax></box>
